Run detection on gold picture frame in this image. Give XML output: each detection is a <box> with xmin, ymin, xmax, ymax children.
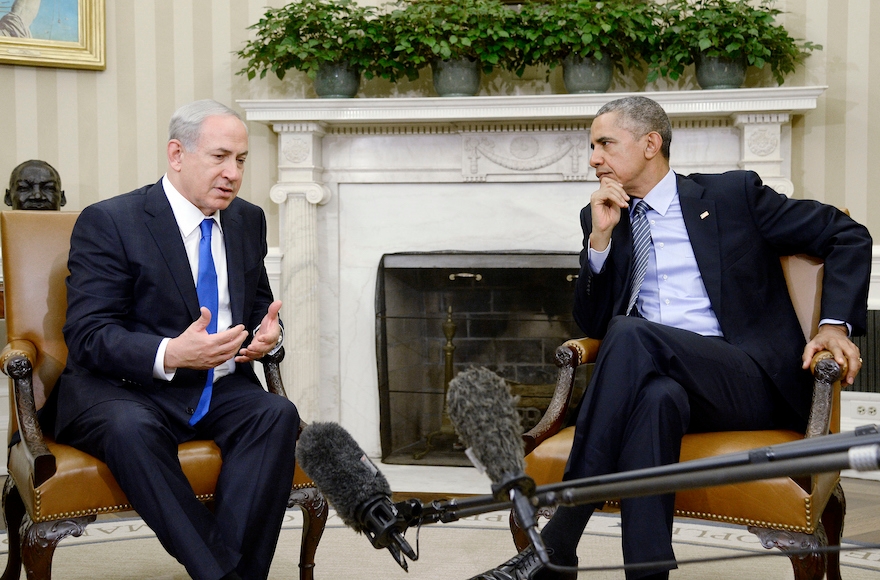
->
<box><xmin>0</xmin><ymin>0</ymin><xmax>104</xmax><ymax>70</ymax></box>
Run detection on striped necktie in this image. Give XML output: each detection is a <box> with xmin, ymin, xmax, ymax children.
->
<box><xmin>189</xmin><ymin>218</ymin><xmax>218</xmax><ymax>425</ymax></box>
<box><xmin>626</xmin><ymin>201</ymin><xmax>652</xmax><ymax>317</ymax></box>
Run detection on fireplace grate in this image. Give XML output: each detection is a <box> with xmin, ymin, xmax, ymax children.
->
<box><xmin>375</xmin><ymin>251</ymin><xmax>585</xmax><ymax>465</ymax></box>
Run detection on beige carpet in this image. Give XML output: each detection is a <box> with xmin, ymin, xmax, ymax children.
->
<box><xmin>8</xmin><ymin>509</ymin><xmax>880</xmax><ymax>579</ymax></box>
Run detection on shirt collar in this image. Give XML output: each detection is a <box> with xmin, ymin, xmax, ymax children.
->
<box><xmin>635</xmin><ymin>169</ymin><xmax>677</xmax><ymax>216</ymax></box>
<box><xmin>162</xmin><ymin>174</ymin><xmax>223</xmax><ymax>237</ymax></box>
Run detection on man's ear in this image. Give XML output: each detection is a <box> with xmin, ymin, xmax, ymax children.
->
<box><xmin>167</xmin><ymin>140</ymin><xmax>185</xmax><ymax>171</ymax></box>
<box><xmin>59</xmin><ymin>190</ymin><xmax>67</xmax><ymax>207</ymax></box>
<box><xmin>4</xmin><ymin>190</ymin><xmax>11</xmax><ymax>207</ymax></box>
<box><xmin>644</xmin><ymin>131</ymin><xmax>663</xmax><ymax>160</ymax></box>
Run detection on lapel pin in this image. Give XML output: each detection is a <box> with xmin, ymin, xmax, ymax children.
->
<box><xmin>700</xmin><ymin>211</ymin><xmax>709</xmax><ymax>220</ymax></box>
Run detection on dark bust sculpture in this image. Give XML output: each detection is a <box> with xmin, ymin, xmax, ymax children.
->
<box><xmin>5</xmin><ymin>160</ymin><xmax>66</xmax><ymax>210</ymax></box>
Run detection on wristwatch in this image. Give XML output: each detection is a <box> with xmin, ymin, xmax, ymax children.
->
<box><xmin>253</xmin><ymin>324</ymin><xmax>284</xmax><ymax>356</ymax></box>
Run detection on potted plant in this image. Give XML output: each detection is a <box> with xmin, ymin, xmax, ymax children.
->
<box><xmin>386</xmin><ymin>0</ymin><xmax>519</xmax><ymax>97</ymax></box>
<box><xmin>650</xmin><ymin>0</ymin><xmax>821</xmax><ymax>89</ymax></box>
<box><xmin>236</xmin><ymin>0</ymin><xmax>386</xmax><ymax>98</ymax></box>
<box><xmin>514</xmin><ymin>0</ymin><xmax>660</xmax><ymax>93</ymax></box>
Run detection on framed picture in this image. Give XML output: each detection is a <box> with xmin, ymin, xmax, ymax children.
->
<box><xmin>0</xmin><ymin>0</ymin><xmax>104</xmax><ymax>70</ymax></box>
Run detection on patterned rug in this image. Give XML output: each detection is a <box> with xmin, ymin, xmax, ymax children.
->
<box><xmin>5</xmin><ymin>508</ymin><xmax>879</xmax><ymax>579</ymax></box>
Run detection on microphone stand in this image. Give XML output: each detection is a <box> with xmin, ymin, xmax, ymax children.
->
<box><xmin>403</xmin><ymin>424</ymin><xmax>880</xmax><ymax>526</ymax></box>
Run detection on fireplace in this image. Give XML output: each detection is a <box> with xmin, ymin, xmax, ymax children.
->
<box><xmin>375</xmin><ymin>251</ymin><xmax>586</xmax><ymax>465</ymax></box>
<box><xmin>240</xmin><ymin>87</ymin><xmax>830</xmax><ymax>458</ymax></box>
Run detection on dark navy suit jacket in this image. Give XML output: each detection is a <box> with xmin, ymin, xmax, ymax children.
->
<box><xmin>573</xmin><ymin>170</ymin><xmax>872</xmax><ymax>427</ymax></box>
<box><xmin>54</xmin><ymin>180</ymin><xmax>275</xmax><ymax>437</ymax></box>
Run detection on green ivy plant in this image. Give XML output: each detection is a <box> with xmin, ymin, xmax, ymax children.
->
<box><xmin>236</xmin><ymin>0</ymin><xmax>383</xmax><ymax>81</ymax></box>
<box><xmin>512</xmin><ymin>0</ymin><xmax>661</xmax><ymax>77</ymax></box>
<box><xmin>386</xmin><ymin>0</ymin><xmax>520</xmax><ymax>80</ymax></box>
<box><xmin>235</xmin><ymin>0</ymin><xmax>821</xmax><ymax>92</ymax></box>
<box><xmin>651</xmin><ymin>0</ymin><xmax>821</xmax><ymax>84</ymax></box>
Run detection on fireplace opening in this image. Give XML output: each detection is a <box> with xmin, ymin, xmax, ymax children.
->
<box><xmin>376</xmin><ymin>251</ymin><xmax>588</xmax><ymax>466</ymax></box>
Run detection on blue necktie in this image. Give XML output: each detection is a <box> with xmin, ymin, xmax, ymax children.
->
<box><xmin>627</xmin><ymin>201</ymin><xmax>652</xmax><ymax>316</ymax></box>
<box><xmin>190</xmin><ymin>218</ymin><xmax>218</xmax><ymax>425</ymax></box>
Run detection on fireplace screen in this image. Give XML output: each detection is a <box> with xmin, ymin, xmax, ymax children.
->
<box><xmin>375</xmin><ymin>251</ymin><xmax>586</xmax><ymax>466</ymax></box>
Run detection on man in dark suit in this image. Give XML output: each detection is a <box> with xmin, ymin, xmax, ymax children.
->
<box><xmin>54</xmin><ymin>99</ymin><xmax>299</xmax><ymax>580</ymax></box>
<box><xmin>472</xmin><ymin>96</ymin><xmax>871</xmax><ymax>580</ymax></box>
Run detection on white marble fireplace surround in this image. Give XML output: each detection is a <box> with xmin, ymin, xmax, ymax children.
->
<box><xmin>238</xmin><ymin>87</ymin><xmax>851</xmax><ymax>458</ymax></box>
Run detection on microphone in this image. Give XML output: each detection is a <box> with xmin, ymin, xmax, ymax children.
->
<box><xmin>446</xmin><ymin>367</ymin><xmax>549</xmax><ymax>566</ymax></box>
<box><xmin>295</xmin><ymin>422</ymin><xmax>418</xmax><ymax>571</ymax></box>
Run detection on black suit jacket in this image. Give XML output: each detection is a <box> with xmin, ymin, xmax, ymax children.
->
<box><xmin>573</xmin><ymin>170</ymin><xmax>872</xmax><ymax>424</ymax></box>
<box><xmin>54</xmin><ymin>180</ymin><xmax>275</xmax><ymax>436</ymax></box>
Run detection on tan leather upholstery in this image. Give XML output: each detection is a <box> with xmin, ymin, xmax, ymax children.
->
<box><xmin>514</xmin><ymin>251</ymin><xmax>848</xmax><ymax>580</ymax></box>
<box><xmin>525</xmin><ymin>427</ymin><xmax>821</xmax><ymax>532</ymax></box>
<box><xmin>0</xmin><ymin>211</ymin><xmax>326</xmax><ymax>580</ymax></box>
<box><xmin>2</xmin><ymin>211</ymin><xmax>75</xmax><ymax>431</ymax></box>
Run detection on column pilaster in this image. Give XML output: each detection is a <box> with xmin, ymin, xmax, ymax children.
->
<box><xmin>269</xmin><ymin>123</ymin><xmax>330</xmax><ymax>422</ymax></box>
<box><xmin>734</xmin><ymin>113</ymin><xmax>793</xmax><ymax>196</ymax></box>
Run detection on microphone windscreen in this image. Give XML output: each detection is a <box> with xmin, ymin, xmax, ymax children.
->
<box><xmin>296</xmin><ymin>422</ymin><xmax>392</xmax><ymax>532</ymax></box>
<box><xmin>446</xmin><ymin>366</ymin><xmax>525</xmax><ymax>484</ymax></box>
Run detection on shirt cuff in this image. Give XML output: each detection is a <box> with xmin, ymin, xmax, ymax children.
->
<box><xmin>153</xmin><ymin>337</ymin><xmax>176</xmax><ymax>381</ymax></box>
<box><xmin>819</xmin><ymin>319</ymin><xmax>852</xmax><ymax>337</ymax></box>
<box><xmin>588</xmin><ymin>239</ymin><xmax>611</xmax><ymax>274</ymax></box>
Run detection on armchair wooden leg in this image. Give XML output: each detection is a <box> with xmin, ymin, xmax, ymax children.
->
<box><xmin>289</xmin><ymin>485</ymin><xmax>328</xmax><ymax>580</ymax></box>
<box><xmin>822</xmin><ymin>483</ymin><xmax>846</xmax><ymax>580</ymax></box>
<box><xmin>508</xmin><ymin>505</ymin><xmax>557</xmax><ymax>553</ymax></box>
<box><xmin>748</xmin><ymin>525</ymin><xmax>826</xmax><ymax>580</ymax></box>
<box><xmin>509</xmin><ymin>510</ymin><xmax>530</xmax><ymax>552</ymax></box>
<box><xmin>21</xmin><ymin>515</ymin><xmax>95</xmax><ymax>580</ymax></box>
<box><xmin>2</xmin><ymin>477</ymin><xmax>25</xmax><ymax>580</ymax></box>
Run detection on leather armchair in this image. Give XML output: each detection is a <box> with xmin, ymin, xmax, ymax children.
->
<box><xmin>0</xmin><ymin>211</ymin><xmax>327</xmax><ymax>580</ymax></box>
<box><xmin>510</xmin><ymin>252</ymin><xmax>847</xmax><ymax>580</ymax></box>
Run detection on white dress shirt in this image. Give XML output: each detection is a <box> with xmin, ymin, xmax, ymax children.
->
<box><xmin>153</xmin><ymin>175</ymin><xmax>235</xmax><ymax>381</ymax></box>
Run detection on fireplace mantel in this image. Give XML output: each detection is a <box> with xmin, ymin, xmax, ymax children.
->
<box><xmin>240</xmin><ymin>87</ymin><xmax>826</xmax><ymax>456</ymax></box>
<box><xmin>241</xmin><ymin>86</ymin><xmax>825</xmax><ymax>124</ymax></box>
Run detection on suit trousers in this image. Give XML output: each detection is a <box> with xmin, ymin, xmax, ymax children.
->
<box><xmin>57</xmin><ymin>373</ymin><xmax>300</xmax><ymax>580</ymax></box>
<box><xmin>547</xmin><ymin>316</ymin><xmax>780</xmax><ymax>578</ymax></box>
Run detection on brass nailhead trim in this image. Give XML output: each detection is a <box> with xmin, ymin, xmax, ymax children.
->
<box><xmin>563</xmin><ymin>340</ymin><xmax>587</xmax><ymax>364</ymax></box>
<box><xmin>33</xmin><ymin>485</ymin><xmax>319</xmax><ymax>523</ymax></box>
<box><xmin>603</xmin><ymin>498</ymin><xmax>814</xmax><ymax>534</ymax></box>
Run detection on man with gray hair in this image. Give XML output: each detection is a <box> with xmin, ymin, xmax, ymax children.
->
<box><xmin>51</xmin><ymin>99</ymin><xmax>298</xmax><ymax>580</ymax></box>
<box><xmin>471</xmin><ymin>95</ymin><xmax>871</xmax><ymax>580</ymax></box>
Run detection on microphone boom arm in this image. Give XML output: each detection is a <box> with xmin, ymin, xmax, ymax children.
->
<box><xmin>402</xmin><ymin>425</ymin><xmax>880</xmax><ymax>527</ymax></box>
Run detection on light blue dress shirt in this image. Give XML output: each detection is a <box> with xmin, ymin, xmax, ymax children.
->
<box><xmin>589</xmin><ymin>170</ymin><xmax>849</xmax><ymax>337</ymax></box>
<box><xmin>589</xmin><ymin>169</ymin><xmax>723</xmax><ymax>336</ymax></box>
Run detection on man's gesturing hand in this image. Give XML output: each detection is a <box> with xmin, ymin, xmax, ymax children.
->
<box><xmin>165</xmin><ymin>307</ymin><xmax>248</xmax><ymax>371</ymax></box>
<box><xmin>236</xmin><ymin>299</ymin><xmax>283</xmax><ymax>363</ymax></box>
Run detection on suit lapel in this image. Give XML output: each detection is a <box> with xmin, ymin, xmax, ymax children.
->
<box><xmin>612</xmin><ymin>206</ymin><xmax>634</xmax><ymax>313</ymax></box>
<box><xmin>220</xmin><ymin>203</ymin><xmax>245</xmax><ymax>325</ymax></box>
<box><xmin>144</xmin><ymin>182</ymin><xmax>201</xmax><ymax>319</ymax></box>
<box><xmin>677</xmin><ymin>175</ymin><xmax>722</xmax><ymax>314</ymax></box>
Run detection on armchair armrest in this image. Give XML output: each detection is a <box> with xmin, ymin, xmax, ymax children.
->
<box><xmin>522</xmin><ymin>340</ymin><xmax>845</xmax><ymax>456</ymax></box>
<box><xmin>258</xmin><ymin>347</ymin><xmax>309</xmax><ymax>438</ymax></box>
<box><xmin>260</xmin><ymin>346</ymin><xmax>287</xmax><ymax>398</ymax></box>
<box><xmin>805</xmin><ymin>350</ymin><xmax>846</xmax><ymax>438</ymax></box>
<box><xmin>522</xmin><ymin>338</ymin><xmax>601</xmax><ymax>455</ymax></box>
<box><xmin>1</xmin><ymin>339</ymin><xmax>56</xmax><ymax>487</ymax></box>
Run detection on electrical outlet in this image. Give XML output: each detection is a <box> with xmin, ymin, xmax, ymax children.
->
<box><xmin>843</xmin><ymin>393</ymin><xmax>880</xmax><ymax>423</ymax></box>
